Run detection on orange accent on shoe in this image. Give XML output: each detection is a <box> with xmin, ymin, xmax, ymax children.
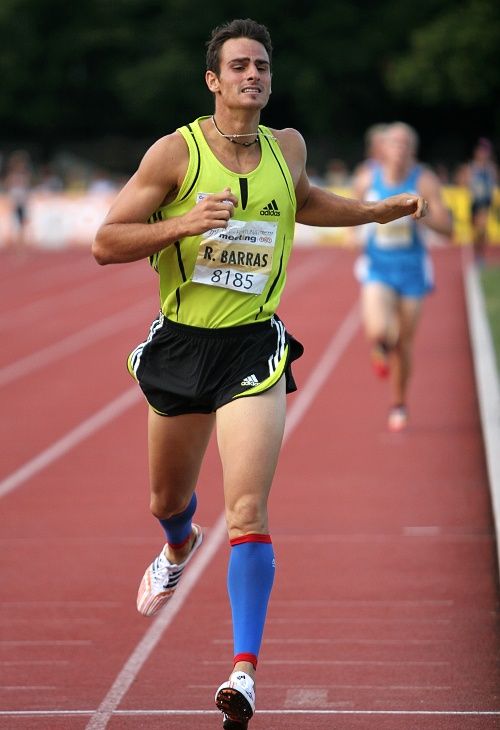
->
<box><xmin>136</xmin><ymin>524</ymin><xmax>202</xmax><ymax>617</ymax></box>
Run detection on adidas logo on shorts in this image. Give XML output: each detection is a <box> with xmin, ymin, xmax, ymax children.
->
<box><xmin>241</xmin><ymin>374</ymin><xmax>260</xmax><ymax>387</ymax></box>
<box><xmin>260</xmin><ymin>199</ymin><xmax>280</xmax><ymax>216</ymax></box>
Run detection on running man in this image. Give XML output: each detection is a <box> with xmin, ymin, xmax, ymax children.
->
<box><xmin>467</xmin><ymin>137</ymin><xmax>498</xmax><ymax>267</ymax></box>
<box><xmin>93</xmin><ymin>21</ymin><xmax>429</xmax><ymax>728</ymax></box>
<box><xmin>3</xmin><ymin>149</ymin><xmax>33</xmax><ymax>251</ymax></box>
<box><xmin>351</xmin><ymin>122</ymin><xmax>452</xmax><ymax>432</ymax></box>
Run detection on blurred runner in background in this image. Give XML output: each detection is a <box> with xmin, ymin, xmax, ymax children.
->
<box><xmin>3</xmin><ymin>149</ymin><xmax>33</xmax><ymax>251</ymax></box>
<box><xmin>467</xmin><ymin>137</ymin><xmax>498</xmax><ymax>267</ymax></box>
<box><xmin>350</xmin><ymin>122</ymin><xmax>452</xmax><ymax>432</ymax></box>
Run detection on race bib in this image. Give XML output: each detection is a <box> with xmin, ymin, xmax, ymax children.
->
<box><xmin>375</xmin><ymin>217</ymin><xmax>413</xmax><ymax>249</ymax></box>
<box><xmin>192</xmin><ymin>217</ymin><xmax>277</xmax><ymax>295</ymax></box>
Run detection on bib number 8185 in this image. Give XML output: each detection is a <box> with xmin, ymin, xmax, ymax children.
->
<box><xmin>211</xmin><ymin>269</ymin><xmax>254</xmax><ymax>290</ymax></box>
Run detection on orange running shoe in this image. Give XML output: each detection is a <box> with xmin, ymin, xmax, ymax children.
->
<box><xmin>136</xmin><ymin>524</ymin><xmax>202</xmax><ymax>617</ymax></box>
<box><xmin>371</xmin><ymin>343</ymin><xmax>390</xmax><ymax>379</ymax></box>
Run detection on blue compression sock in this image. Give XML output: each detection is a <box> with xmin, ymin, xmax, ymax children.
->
<box><xmin>158</xmin><ymin>492</ymin><xmax>197</xmax><ymax>548</ymax></box>
<box><xmin>227</xmin><ymin>535</ymin><xmax>275</xmax><ymax>668</ymax></box>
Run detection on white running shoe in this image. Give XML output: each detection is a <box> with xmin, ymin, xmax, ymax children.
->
<box><xmin>136</xmin><ymin>524</ymin><xmax>202</xmax><ymax>617</ymax></box>
<box><xmin>388</xmin><ymin>405</ymin><xmax>408</xmax><ymax>432</ymax></box>
<box><xmin>215</xmin><ymin>671</ymin><xmax>255</xmax><ymax>726</ymax></box>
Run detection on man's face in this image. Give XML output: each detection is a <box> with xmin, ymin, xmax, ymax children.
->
<box><xmin>206</xmin><ymin>37</ymin><xmax>272</xmax><ymax>111</ymax></box>
<box><xmin>383</xmin><ymin>127</ymin><xmax>415</xmax><ymax>168</ymax></box>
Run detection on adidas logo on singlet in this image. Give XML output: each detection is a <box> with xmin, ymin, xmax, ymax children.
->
<box><xmin>241</xmin><ymin>374</ymin><xmax>260</xmax><ymax>387</ymax></box>
<box><xmin>260</xmin><ymin>199</ymin><xmax>280</xmax><ymax>216</ymax></box>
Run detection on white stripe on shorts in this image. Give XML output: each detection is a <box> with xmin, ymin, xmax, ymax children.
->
<box><xmin>268</xmin><ymin>317</ymin><xmax>286</xmax><ymax>377</ymax></box>
<box><xmin>129</xmin><ymin>312</ymin><xmax>164</xmax><ymax>378</ymax></box>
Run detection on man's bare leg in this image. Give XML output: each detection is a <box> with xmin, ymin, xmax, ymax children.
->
<box><xmin>215</xmin><ymin>377</ymin><xmax>286</xmax><ymax>691</ymax></box>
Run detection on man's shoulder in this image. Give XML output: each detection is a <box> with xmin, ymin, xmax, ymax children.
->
<box><xmin>351</xmin><ymin>161</ymin><xmax>375</xmax><ymax>197</ymax></box>
<box><xmin>141</xmin><ymin>131</ymin><xmax>189</xmax><ymax>171</ymax></box>
<box><xmin>271</xmin><ymin>126</ymin><xmax>304</xmax><ymax>145</ymax></box>
<box><xmin>137</xmin><ymin>130</ymin><xmax>190</xmax><ymax>191</ymax></box>
<box><xmin>269</xmin><ymin>127</ymin><xmax>306</xmax><ymax>163</ymax></box>
<box><xmin>148</xmin><ymin>130</ymin><xmax>188</xmax><ymax>157</ymax></box>
<box><xmin>416</xmin><ymin>165</ymin><xmax>442</xmax><ymax>193</ymax></box>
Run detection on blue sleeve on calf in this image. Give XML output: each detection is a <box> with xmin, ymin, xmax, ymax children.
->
<box><xmin>227</xmin><ymin>540</ymin><xmax>275</xmax><ymax>660</ymax></box>
<box><xmin>158</xmin><ymin>492</ymin><xmax>197</xmax><ymax>547</ymax></box>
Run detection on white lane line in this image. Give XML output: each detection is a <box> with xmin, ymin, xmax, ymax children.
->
<box><xmin>0</xmin><ymin>263</ymin><xmax>149</xmax><ymax>329</ymax></box>
<box><xmin>0</xmin><ymin>388</ymin><xmax>141</xmax><ymax>499</ymax></box>
<box><xmin>1</xmin><ymin>661</ymin><xmax>69</xmax><ymax>666</ymax></box>
<box><xmin>1</xmin><ymin>686</ymin><xmax>57</xmax><ymax>692</ymax></box>
<box><xmin>212</xmin><ymin>638</ymin><xmax>450</xmax><ymax>645</ymax></box>
<box><xmin>115</xmin><ymin>709</ymin><xmax>500</xmax><ymax>716</ymax></box>
<box><xmin>282</xmin><ymin>250</ymin><xmax>334</xmax><ymax>296</ymax></box>
<box><xmin>265</xmin><ymin>619</ymin><xmax>451</xmax><ymax>626</ymax></box>
<box><xmin>0</xmin><ymin>684</ymin><xmax>58</xmax><ymax>692</ymax></box>
<box><xmin>283</xmin><ymin>303</ymin><xmax>359</xmax><ymax>439</ymax></box>
<box><xmin>404</xmin><ymin>526</ymin><xmax>441</xmax><ymax>536</ymax></box>
<box><xmin>190</xmin><ymin>683</ymin><xmax>452</xmax><ymax>691</ymax></box>
<box><xmin>270</xmin><ymin>599</ymin><xmax>453</xmax><ymax>606</ymax></box>
<box><xmin>1</xmin><ymin>712</ymin><xmax>95</xmax><ymax>717</ymax></box>
<box><xmin>5</xmin><ymin>709</ymin><xmax>500</xmax><ymax>717</ymax></box>
<box><xmin>464</xmin><ymin>259</ymin><xmax>500</xmax><ymax>576</ymax></box>
<box><xmin>0</xmin><ymin>602</ymin><xmax>120</xmax><ymax>608</ymax></box>
<box><xmin>1</xmin><ymin>641</ymin><xmax>92</xmax><ymax>646</ymax></box>
<box><xmin>85</xmin><ymin>512</ymin><xmax>227</xmax><ymax>730</ymax></box>
<box><xmin>206</xmin><ymin>659</ymin><xmax>449</xmax><ymax>667</ymax></box>
<box><xmin>84</xmin><ymin>301</ymin><xmax>360</xmax><ymax>730</ymax></box>
<box><xmin>1</xmin><ymin>618</ymin><xmax>102</xmax><ymax>625</ymax></box>
<box><xmin>0</xmin><ymin>251</ymin><xmax>325</xmax><ymax>389</ymax></box>
<box><xmin>0</xmin><ymin>298</ymin><xmax>154</xmax><ymax>388</ymax></box>
<box><xmin>0</xmin><ymin>252</ymin><xmax>328</xmax><ymax>494</ymax></box>
<box><xmin>274</xmin><ymin>532</ymin><xmax>492</xmax><ymax>542</ymax></box>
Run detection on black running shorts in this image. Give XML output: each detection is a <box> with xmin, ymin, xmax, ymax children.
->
<box><xmin>127</xmin><ymin>314</ymin><xmax>304</xmax><ymax>416</ymax></box>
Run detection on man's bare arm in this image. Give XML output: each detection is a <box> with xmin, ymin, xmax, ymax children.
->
<box><xmin>295</xmin><ymin>173</ymin><xmax>427</xmax><ymax>227</ymax></box>
<box><xmin>417</xmin><ymin>169</ymin><xmax>453</xmax><ymax>237</ymax></box>
<box><xmin>92</xmin><ymin>134</ymin><xmax>238</xmax><ymax>265</ymax></box>
<box><xmin>276</xmin><ymin>128</ymin><xmax>427</xmax><ymax>228</ymax></box>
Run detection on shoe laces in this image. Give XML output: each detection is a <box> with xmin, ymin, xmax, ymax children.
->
<box><xmin>151</xmin><ymin>551</ymin><xmax>183</xmax><ymax>590</ymax></box>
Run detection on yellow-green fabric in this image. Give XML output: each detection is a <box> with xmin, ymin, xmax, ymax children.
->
<box><xmin>149</xmin><ymin>116</ymin><xmax>296</xmax><ymax>328</ymax></box>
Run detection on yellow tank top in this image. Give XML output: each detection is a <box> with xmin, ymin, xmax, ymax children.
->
<box><xmin>149</xmin><ymin>116</ymin><xmax>297</xmax><ymax>328</ymax></box>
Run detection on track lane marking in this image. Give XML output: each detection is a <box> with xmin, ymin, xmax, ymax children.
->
<box><xmin>0</xmin><ymin>263</ymin><xmax>150</xmax><ymax>330</ymax></box>
<box><xmin>84</xmin><ymin>301</ymin><xmax>360</xmax><ymax>730</ymax></box>
<box><xmin>0</xmin><ymin>251</ymin><xmax>331</xmax><ymax>495</ymax></box>
<box><xmin>0</xmin><ymin>300</ymin><xmax>154</xmax><ymax>387</ymax></box>
<box><xmin>3</xmin><ymin>709</ymin><xmax>500</xmax><ymax>717</ymax></box>
<box><xmin>0</xmin><ymin>388</ymin><xmax>141</xmax><ymax>499</ymax></box>
<box><xmin>0</xmin><ymin>251</ymin><xmax>327</xmax><ymax>387</ymax></box>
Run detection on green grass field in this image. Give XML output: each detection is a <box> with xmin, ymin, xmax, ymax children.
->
<box><xmin>481</xmin><ymin>265</ymin><xmax>500</xmax><ymax>375</ymax></box>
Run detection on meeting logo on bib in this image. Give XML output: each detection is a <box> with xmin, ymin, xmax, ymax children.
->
<box><xmin>260</xmin><ymin>199</ymin><xmax>280</xmax><ymax>217</ymax></box>
<box><xmin>192</xmin><ymin>218</ymin><xmax>277</xmax><ymax>295</ymax></box>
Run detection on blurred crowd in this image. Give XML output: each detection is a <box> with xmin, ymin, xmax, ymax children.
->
<box><xmin>0</xmin><ymin>149</ymin><xmax>125</xmax><ymax>249</ymax></box>
<box><xmin>307</xmin><ymin>127</ymin><xmax>498</xmax><ymax>192</ymax></box>
<box><xmin>0</xmin><ymin>149</ymin><xmax>124</xmax><ymax>198</ymax></box>
<box><xmin>0</xmin><ymin>129</ymin><xmax>498</xmax><ymax>251</ymax></box>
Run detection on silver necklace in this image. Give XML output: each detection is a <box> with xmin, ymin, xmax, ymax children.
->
<box><xmin>211</xmin><ymin>115</ymin><xmax>260</xmax><ymax>147</ymax></box>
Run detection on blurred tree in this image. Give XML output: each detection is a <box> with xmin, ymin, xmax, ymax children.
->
<box><xmin>0</xmin><ymin>0</ymin><xmax>497</xmax><ymax>170</ymax></box>
<box><xmin>387</xmin><ymin>0</ymin><xmax>500</xmax><ymax>106</ymax></box>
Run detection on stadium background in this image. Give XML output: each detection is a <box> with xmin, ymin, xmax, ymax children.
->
<box><xmin>2</xmin><ymin>4</ymin><xmax>500</xmax><ymax>728</ymax></box>
<box><xmin>1</xmin><ymin>0</ymin><xmax>499</xmax><ymax>249</ymax></box>
<box><xmin>0</xmin><ymin>186</ymin><xmax>499</xmax><ymax>249</ymax></box>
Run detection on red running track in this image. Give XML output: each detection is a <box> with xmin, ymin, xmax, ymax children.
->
<box><xmin>1</xmin><ymin>245</ymin><xmax>499</xmax><ymax>730</ymax></box>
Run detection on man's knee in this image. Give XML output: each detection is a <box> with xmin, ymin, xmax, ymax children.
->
<box><xmin>225</xmin><ymin>494</ymin><xmax>267</xmax><ymax>536</ymax></box>
<box><xmin>149</xmin><ymin>492</ymin><xmax>191</xmax><ymax>521</ymax></box>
